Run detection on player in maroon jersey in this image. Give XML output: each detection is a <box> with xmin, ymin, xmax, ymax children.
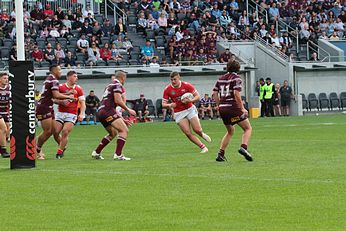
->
<box><xmin>36</xmin><ymin>65</ymin><xmax>75</xmax><ymax>160</ymax></box>
<box><xmin>162</xmin><ymin>72</ymin><xmax>211</xmax><ymax>153</ymax></box>
<box><xmin>91</xmin><ymin>71</ymin><xmax>136</xmax><ymax>160</ymax></box>
<box><xmin>53</xmin><ymin>70</ymin><xmax>86</xmax><ymax>159</ymax></box>
<box><xmin>212</xmin><ymin>60</ymin><xmax>253</xmax><ymax>162</ymax></box>
<box><xmin>0</xmin><ymin>73</ymin><xmax>10</xmax><ymax>158</ymax></box>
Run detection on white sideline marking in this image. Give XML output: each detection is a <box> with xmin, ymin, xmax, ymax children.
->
<box><xmin>39</xmin><ymin>169</ymin><xmax>345</xmax><ymax>185</ymax></box>
<box><xmin>262</xmin><ymin>122</ymin><xmax>344</xmax><ymax>128</ymax></box>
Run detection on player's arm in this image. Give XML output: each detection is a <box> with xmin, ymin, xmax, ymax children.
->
<box><xmin>52</xmin><ymin>90</ymin><xmax>75</xmax><ymax>101</ymax></box>
<box><xmin>78</xmin><ymin>94</ymin><xmax>86</xmax><ymax>122</ymax></box>
<box><xmin>190</xmin><ymin>90</ymin><xmax>200</xmax><ymax>104</ymax></box>
<box><xmin>113</xmin><ymin>92</ymin><xmax>136</xmax><ymax>116</ymax></box>
<box><xmin>52</xmin><ymin>98</ymin><xmax>69</xmax><ymax>106</ymax></box>
<box><xmin>162</xmin><ymin>98</ymin><xmax>175</xmax><ymax>109</ymax></box>
<box><xmin>234</xmin><ymin>90</ymin><xmax>247</xmax><ymax>115</ymax></box>
<box><xmin>212</xmin><ymin>90</ymin><xmax>220</xmax><ymax>107</ymax></box>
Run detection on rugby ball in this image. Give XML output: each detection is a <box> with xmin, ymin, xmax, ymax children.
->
<box><xmin>181</xmin><ymin>92</ymin><xmax>194</xmax><ymax>101</ymax></box>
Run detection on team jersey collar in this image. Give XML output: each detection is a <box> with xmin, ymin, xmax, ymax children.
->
<box><xmin>65</xmin><ymin>82</ymin><xmax>76</xmax><ymax>89</ymax></box>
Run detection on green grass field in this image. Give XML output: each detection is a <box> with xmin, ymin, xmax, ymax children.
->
<box><xmin>1</xmin><ymin>115</ymin><xmax>346</xmax><ymax>230</ymax></box>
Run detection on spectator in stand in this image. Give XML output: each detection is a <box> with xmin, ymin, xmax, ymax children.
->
<box><xmin>300</xmin><ymin>25</ymin><xmax>310</xmax><ymax>43</ymax></box>
<box><xmin>158</xmin><ymin>12</ymin><xmax>168</xmax><ymax>29</ymax></box>
<box><xmin>83</xmin><ymin>6</ymin><xmax>94</xmax><ymax>18</ymax></box>
<box><xmin>42</xmin><ymin>16</ymin><xmax>53</xmax><ymax>29</ymax></box>
<box><xmin>32</xmin><ymin>45</ymin><xmax>44</xmax><ymax>65</ymax></box>
<box><xmin>102</xmin><ymin>19</ymin><xmax>114</xmax><ymax>37</ymax></box>
<box><xmin>220</xmin><ymin>10</ymin><xmax>232</xmax><ymax>28</ymax></box>
<box><xmin>271</xmin><ymin>33</ymin><xmax>281</xmax><ymax>49</ymax></box>
<box><xmin>149</xmin><ymin>57</ymin><xmax>160</xmax><ymax>67</ymax></box>
<box><xmin>269</xmin><ymin>3</ymin><xmax>280</xmax><ymax>21</ymax></box>
<box><xmin>147</xmin><ymin>14</ymin><xmax>160</xmax><ymax>31</ymax></box>
<box><xmin>123</xmin><ymin>36</ymin><xmax>133</xmax><ymax>55</ymax></box>
<box><xmin>309</xmin><ymin>52</ymin><xmax>319</xmax><ymax>61</ymax></box>
<box><xmin>114</xmin><ymin>18</ymin><xmax>127</xmax><ymax>38</ymax></box>
<box><xmin>167</xmin><ymin>12</ymin><xmax>178</xmax><ymax>28</ymax></box>
<box><xmin>219</xmin><ymin>48</ymin><xmax>232</xmax><ymax>63</ymax></box>
<box><xmin>92</xmin><ymin>21</ymin><xmax>103</xmax><ymax>38</ymax></box>
<box><xmin>43</xmin><ymin>4</ymin><xmax>54</xmax><ymax>18</ymax></box>
<box><xmin>211</xmin><ymin>4</ymin><xmax>222</xmax><ymax>19</ymax></box>
<box><xmin>100</xmin><ymin>42</ymin><xmax>112</xmax><ymax>64</ymax></box>
<box><xmin>279</xmin><ymin>31</ymin><xmax>292</xmax><ymax>49</ymax></box>
<box><xmin>137</xmin><ymin>12</ymin><xmax>147</xmax><ymax>34</ymax></box>
<box><xmin>55</xmin><ymin>6</ymin><xmax>65</xmax><ymax>20</ymax></box>
<box><xmin>54</xmin><ymin>43</ymin><xmax>66</xmax><ymax>65</ymax></box>
<box><xmin>40</xmin><ymin>26</ymin><xmax>50</xmax><ymax>39</ymax></box>
<box><xmin>110</xmin><ymin>43</ymin><xmax>123</xmax><ymax>62</ymax></box>
<box><xmin>77</xmin><ymin>34</ymin><xmax>89</xmax><ymax>54</ymax></box>
<box><xmin>85</xmin><ymin>90</ymin><xmax>100</xmax><ymax>125</ymax></box>
<box><xmin>30</xmin><ymin>5</ymin><xmax>44</xmax><ymax>25</ymax></box>
<box><xmin>87</xmin><ymin>42</ymin><xmax>102</xmax><ymax>66</ymax></box>
<box><xmin>194</xmin><ymin>48</ymin><xmax>208</xmax><ymax>65</ymax></box>
<box><xmin>113</xmin><ymin>36</ymin><xmax>127</xmax><ymax>53</ymax></box>
<box><xmin>44</xmin><ymin>43</ymin><xmax>56</xmax><ymax>64</ymax></box>
<box><xmin>259</xmin><ymin>24</ymin><xmax>268</xmax><ymax>37</ymax></box>
<box><xmin>64</xmin><ymin>51</ymin><xmax>77</xmax><ymax>68</ymax></box>
<box><xmin>330</xmin><ymin>30</ymin><xmax>340</xmax><ymax>40</ymax></box>
<box><xmin>49</xmin><ymin>25</ymin><xmax>60</xmax><ymax>38</ymax></box>
<box><xmin>199</xmin><ymin>94</ymin><xmax>214</xmax><ymax>120</ymax></box>
<box><xmin>9</xmin><ymin>45</ymin><xmax>17</xmax><ymax>61</ymax></box>
<box><xmin>134</xmin><ymin>94</ymin><xmax>150</xmax><ymax>122</ymax></box>
<box><xmin>273</xmin><ymin>83</ymin><xmax>281</xmax><ymax>117</ymax></box>
<box><xmin>170</xmin><ymin>0</ymin><xmax>181</xmax><ymax>14</ymax></box>
<box><xmin>62</xmin><ymin>15</ymin><xmax>72</xmax><ymax>29</ymax></box>
<box><xmin>229</xmin><ymin>0</ymin><xmax>239</xmax><ymax>11</ymax></box>
<box><xmin>81</xmin><ymin>21</ymin><xmax>93</xmax><ymax>37</ymax></box>
<box><xmin>84</xmin><ymin>13</ymin><xmax>95</xmax><ymax>25</ymax></box>
<box><xmin>141</xmin><ymin>40</ymin><xmax>154</xmax><ymax>64</ymax></box>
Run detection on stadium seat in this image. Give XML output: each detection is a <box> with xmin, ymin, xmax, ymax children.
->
<box><xmin>340</xmin><ymin>92</ymin><xmax>346</xmax><ymax>110</ymax></box>
<box><xmin>36</xmin><ymin>38</ymin><xmax>46</xmax><ymax>49</ymax></box>
<box><xmin>47</xmin><ymin>38</ymin><xmax>57</xmax><ymax>48</ymax></box>
<box><xmin>318</xmin><ymin>93</ymin><xmax>329</xmax><ymax>110</ymax></box>
<box><xmin>146</xmin><ymin>99</ymin><xmax>156</xmax><ymax>117</ymax></box>
<box><xmin>128</xmin><ymin>59</ymin><xmax>138</xmax><ymax>66</ymax></box>
<box><xmin>177</xmin><ymin>13</ymin><xmax>187</xmax><ymax>21</ymax></box>
<box><xmin>155</xmin><ymin>99</ymin><xmax>163</xmax><ymax>118</ymax></box>
<box><xmin>118</xmin><ymin>59</ymin><xmax>128</xmax><ymax>66</ymax></box>
<box><xmin>71</xmin><ymin>30</ymin><xmax>80</xmax><ymax>38</ymax></box>
<box><xmin>146</xmin><ymin>29</ymin><xmax>155</xmax><ymax>41</ymax></box>
<box><xmin>40</xmin><ymin>61</ymin><xmax>51</xmax><ymax>68</ymax></box>
<box><xmin>107</xmin><ymin>60</ymin><xmax>117</xmax><ymax>66</ymax></box>
<box><xmin>94</xmin><ymin>14</ymin><xmax>104</xmax><ymax>24</ymax></box>
<box><xmin>301</xmin><ymin>93</ymin><xmax>308</xmax><ymax>110</ymax></box>
<box><xmin>101</xmin><ymin>37</ymin><xmax>110</xmax><ymax>45</ymax></box>
<box><xmin>68</xmin><ymin>37</ymin><xmax>78</xmax><ymax>47</ymax></box>
<box><xmin>96</xmin><ymin>60</ymin><xmax>107</xmax><ymax>66</ymax></box>
<box><xmin>155</xmin><ymin>36</ymin><xmax>165</xmax><ymax>50</ymax></box>
<box><xmin>127</xmin><ymin>15</ymin><xmax>137</xmax><ymax>27</ymax></box>
<box><xmin>308</xmin><ymin>93</ymin><xmax>319</xmax><ymax>111</ymax></box>
<box><xmin>76</xmin><ymin>53</ymin><xmax>86</xmax><ymax>63</ymax></box>
<box><xmin>0</xmin><ymin>47</ymin><xmax>10</xmax><ymax>60</ymax></box>
<box><xmin>329</xmin><ymin>92</ymin><xmax>340</xmax><ymax>110</ymax></box>
<box><xmin>57</xmin><ymin>38</ymin><xmax>68</xmax><ymax>48</ymax></box>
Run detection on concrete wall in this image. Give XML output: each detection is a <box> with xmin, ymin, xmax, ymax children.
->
<box><xmin>318</xmin><ymin>39</ymin><xmax>344</xmax><ymax>62</ymax></box>
<box><xmin>295</xmin><ymin>69</ymin><xmax>346</xmax><ymax>96</ymax></box>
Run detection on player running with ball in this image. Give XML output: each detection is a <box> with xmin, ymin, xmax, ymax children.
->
<box><xmin>162</xmin><ymin>72</ymin><xmax>211</xmax><ymax>153</ymax></box>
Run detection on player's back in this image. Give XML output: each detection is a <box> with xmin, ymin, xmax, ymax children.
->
<box><xmin>215</xmin><ymin>72</ymin><xmax>242</xmax><ymax>108</ymax></box>
<box><xmin>38</xmin><ymin>74</ymin><xmax>59</xmax><ymax>109</ymax></box>
<box><xmin>99</xmin><ymin>79</ymin><xmax>124</xmax><ymax>110</ymax></box>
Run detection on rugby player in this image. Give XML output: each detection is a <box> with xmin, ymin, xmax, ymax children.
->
<box><xmin>36</xmin><ymin>65</ymin><xmax>75</xmax><ymax>160</ymax></box>
<box><xmin>0</xmin><ymin>73</ymin><xmax>10</xmax><ymax>158</ymax></box>
<box><xmin>53</xmin><ymin>70</ymin><xmax>85</xmax><ymax>159</ymax></box>
<box><xmin>162</xmin><ymin>72</ymin><xmax>211</xmax><ymax>153</ymax></box>
<box><xmin>212</xmin><ymin>60</ymin><xmax>253</xmax><ymax>162</ymax></box>
<box><xmin>91</xmin><ymin>71</ymin><xmax>136</xmax><ymax>160</ymax></box>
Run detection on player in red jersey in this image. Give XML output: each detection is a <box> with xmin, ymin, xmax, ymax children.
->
<box><xmin>36</xmin><ymin>65</ymin><xmax>75</xmax><ymax>160</ymax></box>
<box><xmin>53</xmin><ymin>70</ymin><xmax>86</xmax><ymax>159</ymax></box>
<box><xmin>212</xmin><ymin>60</ymin><xmax>253</xmax><ymax>162</ymax></box>
<box><xmin>162</xmin><ymin>72</ymin><xmax>211</xmax><ymax>153</ymax></box>
<box><xmin>0</xmin><ymin>73</ymin><xmax>10</xmax><ymax>158</ymax></box>
<box><xmin>91</xmin><ymin>71</ymin><xmax>136</xmax><ymax>160</ymax></box>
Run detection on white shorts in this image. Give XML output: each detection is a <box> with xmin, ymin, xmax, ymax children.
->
<box><xmin>174</xmin><ymin>105</ymin><xmax>198</xmax><ymax>123</ymax></box>
<box><xmin>55</xmin><ymin>112</ymin><xmax>77</xmax><ymax>124</ymax></box>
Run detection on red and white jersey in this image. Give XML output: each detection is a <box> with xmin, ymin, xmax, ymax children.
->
<box><xmin>163</xmin><ymin>81</ymin><xmax>197</xmax><ymax>113</ymax></box>
<box><xmin>58</xmin><ymin>83</ymin><xmax>85</xmax><ymax>115</ymax></box>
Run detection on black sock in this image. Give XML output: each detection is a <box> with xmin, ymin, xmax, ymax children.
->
<box><xmin>241</xmin><ymin>144</ymin><xmax>248</xmax><ymax>150</ymax></box>
<box><xmin>218</xmin><ymin>149</ymin><xmax>225</xmax><ymax>156</ymax></box>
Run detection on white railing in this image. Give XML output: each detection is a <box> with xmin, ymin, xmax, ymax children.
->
<box><xmin>105</xmin><ymin>0</ymin><xmax>127</xmax><ymax>24</ymax></box>
<box><xmin>0</xmin><ymin>0</ymin><xmax>80</xmax><ymax>12</ymax></box>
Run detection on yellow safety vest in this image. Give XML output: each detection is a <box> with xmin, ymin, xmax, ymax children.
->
<box><xmin>264</xmin><ymin>83</ymin><xmax>274</xmax><ymax>99</ymax></box>
<box><xmin>259</xmin><ymin>85</ymin><xmax>265</xmax><ymax>100</ymax></box>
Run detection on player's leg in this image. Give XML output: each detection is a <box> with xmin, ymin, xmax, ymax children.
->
<box><xmin>178</xmin><ymin>118</ymin><xmax>208</xmax><ymax>153</ymax></box>
<box><xmin>54</xmin><ymin>120</ymin><xmax>63</xmax><ymax>146</ymax></box>
<box><xmin>111</xmin><ymin>118</ymin><xmax>131</xmax><ymax>160</ymax></box>
<box><xmin>92</xmin><ymin>126</ymin><xmax>117</xmax><ymax>160</ymax></box>
<box><xmin>0</xmin><ymin>118</ymin><xmax>9</xmax><ymax>158</ymax></box>
<box><xmin>216</xmin><ymin>124</ymin><xmax>235</xmax><ymax>162</ymax></box>
<box><xmin>56</xmin><ymin>122</ymin><xmax>74</xmax><ymax>159</ymax></box>
<box><xmin>5</xmin><ymin>122</ymin><xmax>9</xmax><ymax>142</ymax></box>
<box><xmin>143</xmin><ymin>110</ymin><xmax>149</xmax><ymax>121</ymax></box>
<box><xmin>208</xmin><ymin>106</ymin><xmax>213</xmax><ymax>119</ymax></box>
<box><xmin>200</xmin><ymin>107</ymin><xmax>205</xmax><ymax>119</ymax></box>
<box><xmin>36</xmin><ymin>118</ymin><xmax>54</xmax><ymax>159</ymax></box>
<box><xmin>189</xmin><ymin>115</ymin><xmax>212</xmax><ymax>143</ymax></box>
<box><xmin>237</xmin><ymin>119</ymin><xmax>253</xmax><ymax>161</ymax></box>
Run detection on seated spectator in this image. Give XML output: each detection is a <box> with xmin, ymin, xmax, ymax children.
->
<box><xmin>100</xmin><ymin>42</ymin><xmax>112</xmax><ymax>63</ymax></box>
<box><xmin>49</xmin><ymin>25</ymin><xmax>60</xmax><ymax>38</ymax></box>
<box><xmin>113</xmin><ymin>36</ymin><xmax>127</xmax><ymax>53</ymax></box>
<box><xmin>52</xmin><ymin>14</ymin><xmax>63</xmax><ymax>28</ymax></box>
<box><xmin>110</xmin><ymin>43</ymin><xmax>123</xmax><ymax>62</ymax></box>
<box><xmin>83</xmin><ymin>6</ymin><xmax>94</xmax><ymax>18</ymax></box>
<box><xmin>170</xmin><ymin>0</ymin><xmax>181</xmax><ymax>14</ymax></box>
<box><xmin>219</xmin><ymin>48</ymin><xmax>232</xmax><ymax>63</ymax></box>
<box><xmin>84</xmin><ymin>13</ymin><xmax>95</xmax><ymax>25</ymax></box>
<box><xmin>54</xmin><ymin>43</ymin><xmax>66</xmax><ymax>65</ymax></box>
<box><xmin>64</xmin><ymin>51</ymin><xmax>77</xmax><ymax>68</ymax></box>
<box><xmin>114</xmin><ymin>18</ymin><xmax>127</xmax><ymax>37</ymax></box>
<box><xmin>31</xmin><ymin>45</ymin><xmax>44</xmax><ymax>65</ymax></box>
<box><xmin>330</xmin><ymin>31</ymin><xmax>340</xmax><ymax>40</ymax></box>
<box><xmin>194</xmin><ymin>48</ymin><xmax>207</xmax><ymax>65</ymax></box>
<box><xmin>199</xmin><ymin>94</ymin><xmax>214</xmax><ymax>120</ymax></box>
<box><xmin>81</xmin><ymin>21</ymin><xmax>93</xmax><ymax>37</ymax></box>
<box><xmin>158</xmin><ymin>12</ymin><xmax>167</xmax><ymax>29</ymax></box>
<box><xmin>43</xmin><ymin>4</ymin><xmax>54</xmax><ymax>18</ymax></box>
<box><xmin>181</xmin><ymin>0</ymin><xmax>192</xmax><ymax>14</ymax></box>
<box><xmin>219</xmin><ymin>10</ymin><xmax>232</xmax><ymax>28</ymax></box>
<box><xmin>40</xmin><ymin>26</ymin><xmax>50</xmax><ymax>39</ymax></box>
<box><xmin>92</xmin><ymin>21</ymin><xmax>103</xmax><ymax>38</ymax></box>
<box><xmin>141</xmin><ymin>40</ymin><xmax>154</xmax><ymax>63</ymax></box>
<box><xmin>147</xmin><ymin>14</ymin><xmax>160</xmax><ymax>31</ymax></box>
<box><xmin>149</xmin><ymin>57</ymin><xmax>160</xmax><ymax>67</ymax></box>
<box><xmin>309</xmin><ymin>52</ymin><xmax>319</xmax><ymax>62</ymax></box>
<box><xmin>77</xmin><ymin>34</ymin><xmax>89</xmax><ymax>54</ymax></box>
<box><xmin>44</xmin><ymin>43</ymin><xmax>56</xmax><ymax>64</ymax></box>
<box><xmin>134</xmin><ymin>94</ymin><xmax>150</xmax><ymax>122</ymax></box>
<box><xmin>55</xmin><ymin>6</ymin><xmax>65</xmax><ymax>20</ymax></box>
<box><xmin>271</xmin><ymin>33</ymin><xmax>281</xmax><ymax>48</ymax></box>
<box><xmin>123</xmin><ymin>36</ymin><xmax>133</xmax><ymax>55</ymax></box>
<box><xmin>279</xmin><ymin>31</ymin><xmax>292</xmax><ymax>49</ymax></box>
<box><xmin>137</xmin><ymin>12</ymin><xmax>147</xmax><ymax>34</ymax></box>
<box><xmin>87</xmin><ymin>42</ymin><xmax>102</xmax><ymax>66</ymax></box>
<box><xmin>9</xmin><ymin>45</ymin><xmax>17</xmax><ymax>61</ymax></box>
<box><xmin>101</xmin><ymin>19</ymin><xmax>114</xmax><ymax>37</ymax></box>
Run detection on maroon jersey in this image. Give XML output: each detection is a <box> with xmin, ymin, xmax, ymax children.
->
<box><xmin>0</xmin><ymin>85</ymin><xmax>10</xmax><ymax>122</ymax></box>
<box><xmin>213</xmin><ymin>72</ymin><xmax>242</xmax><ymax>110</ymax></box>
<box><xmin>37</xmin><ymin>74</ymin><xmax>60</xmax><ymax>112</ymax></box>
<box><xmin>99</xmin><ymin>79</ymin><xmax>124</xmax><ymax>111</ymax></box>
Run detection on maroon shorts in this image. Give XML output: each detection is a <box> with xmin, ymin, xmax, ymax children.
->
<box><xmin>219</xmin><ymin>106</ymin><xmax>248</xmax><ymax>126</ymax></box>
<box><xmin>97</xmin><ymin>109</ymin><xmax>121</xmax><ymax>128</ymax></box>
<box><xmin>36</xmin><ymin>106</ymin><xmax>54</xmax><ymax>121</ymax></box>
<box><xmin>0</xmin><ymin>114</ymin><xmax>9</xmax><ymax>123</ymax></box>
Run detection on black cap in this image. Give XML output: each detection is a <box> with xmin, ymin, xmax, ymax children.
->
<box><xmin>266</xmin><ymin>77</ymin><xmax>271</xmax><ymax>81</ymax></box>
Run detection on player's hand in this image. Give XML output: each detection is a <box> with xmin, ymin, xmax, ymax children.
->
<box><xmin>123</xmin><ymin>118</ymin><xmax>133</xmax><ymax>127</ymax></box>
<box><xmin>241</xmin><ymin>108</ymin><xmax>248</xmax><ymax>117</ymax></box>
<box><xmin>181</xmin><ymin>98</ymin><xmax>191</xmax><ymax>104</ymax></box>
<box><xmin>61</xmin><ymin>99</ymin><xmax>70</xmax><ymax>106</ymax></box>
<box><xmin>170</xmin><ymin>103</ymin><xmax>177</xmax><ymax>108</ymax></box>
<box><xmin>77</xmin><ymin>114</ymin><xmax>84</xmax><ymax>122</ymax></box>
<box><xmin>127</xmin><ymin>108</ymin><xmax>137</xmax><ymax>116</ymax></box>
<box><xmin>67</xmin><ymin>95</ymin><xmax>76</xmax><ymax>101</ymax></box>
